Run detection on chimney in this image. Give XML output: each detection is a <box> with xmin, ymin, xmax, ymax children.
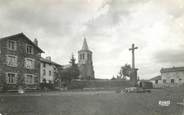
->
<box><xmin>34</xmin><ymin>38</ymin><xmax>38</xmax><ymax>46</ymax></box>
<box><xmin>46</xmin><ymin>56</ymin><xmax>51</xmax><ymax>61</ymax></box>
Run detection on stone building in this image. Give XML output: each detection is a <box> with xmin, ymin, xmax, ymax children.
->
<box><xmin>150</xmin><ymin>67</ymin><xmax>184</xmax><ymax>88</ymax></box>
<box><xmin>149</xmin><ymin>75</ymin><xmax>161</xmax><ymax>88</ymax></box>
<box><xmin>160</xmin><ymin>67</ymin><xmax>184</xmax><ymax>85</ymax></box>
<box><xmin>40</xmin><ymin>56</ymin><xmax>62</xmax><ymax>84</ymax></box>
<box><xmin>78</xmin><ymin>38</ymin><xmax>95</xmax><ymax>80</ymax></box>
<box><xmin>0</xmin><ymin>33</ymin><xmax>44</xmax><ymax>90</ymax></box>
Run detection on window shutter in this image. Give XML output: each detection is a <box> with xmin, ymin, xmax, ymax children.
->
<box><xmin>25</xmin><ymin>44</ymin><xmax>27</xmax><ymax>54</ymax></box>
<box><xmin>15</xmin><ymin>41</ymin><xmax>17</xmax><ymax>50</ymax></box>
<box><xmin>5</xmin><ymin>73</ymin><xmax>8</xmax><ymax>83</ymax></box>
<box><xmin>33</xmin><ymin>75</ymin><xmax>35</xmax><ymax>84</ymax></box>
<box><xmin>33</xmin><ymin>59</ymin><xmax>35</xmax><ymax>69</ymax></box>
<box><xmin>24</xmin><ymin>58</ymin><xmax>26</xmax><ymax>68</ymax></box>
<box><xmin>15</xmin><ymin>56</ymin><xmax>18</xmax><ymax>67</ymax></box>
<box><xmin>32</xmin><ymin>46</ymin><xmax>34</xmax><ymax>54</ymax></box>
<box><xmin>6</xmin><ymin>55</ymin><xmax>8</xmax><ymax>65</ymax></box>
<box><xmin>6</xmin><ymin>40</ymin><xmax>9</xmax><ymax>49</ymax></box>
<box><xmin>24</xmin><ymin>74</ymin><xmax>27</xmax><ymax>84</ymax></box>
<box><xmin>34</xmin><ymin>74</ymin><xmax>38</xmax><ymax>84</ymax></box>
<box><xmin>15</xmin><ymin>73</ymin><xmax>18</xmax><ymax>84</ymax></box>
<box><xmin>24</xmin><ymin>74</ymin><xmax>26</xmax><ymax>84</ymax></box>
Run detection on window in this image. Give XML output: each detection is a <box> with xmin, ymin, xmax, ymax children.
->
<box><xmin>43</xmin><ymin>69</ymin><xmax>46</xmax><ymax>76</ymax></box>
<box><xmin>80</xmin><ymin>54</ymin><xmax>82</xmax><ymax>60</ymax></box>
<box><xmin>43</xmin><ymin>63</ymin><xmax>46</xmax><ymax>68</ymax></box>
<box><xmin>7</xmin><ymin>40</ymin><xmax>17</xmax><ymax>51</ymax></box>
<box><xmin>82</xmin><ymin>54</ymin><xmax>85</xmax><ymax>59</ymax></box>
<box><xmin>163</xmin><ymin>79</ymin><xmax>166</xmax><ymax>83</ymax></box>
<box><xmin>6</xmin><ymin>72</ymin><xmax>17</xmax><ymax>84</ymax></box>
<box><xmin>49</xmin><ymin>71</ymin><xmax>52</xmax><ymax>76</ymax></box>
<box><xmin>6</xmin><ymin>55</ymin><xmax>17</xmax><ymax>67</ymax></box>
<box><xmin>34</xmin><ymin>75</ymin><xmax>38</xmax><ymax>83</ymax></box>
<box><xmin>155</xmin><ymin>80</ymin><xmax>158</xmax><ymax>84</ymax></box>
<box><xmin>25</xmin><ymin>58</ymin><xmax>34</xmax><ymax>69</ymax></box>
<box><xmin>25</xmin><ymin>74</ymin><xmax>34</xmax><ymax>84</ymax></box>
<box><xmin>26</xmin><ymin>44</ymin><xmax>33</xmax><ymax>54</ymax></box>
<box><xmin>87</xmin><ymin>54</ymin><xmax>90</xmax><ymax>59</ymax></box>
<box><xmin>171</xmin><ymin>79</ymin><xmax>174</xmax><ymax>84</ymax></box>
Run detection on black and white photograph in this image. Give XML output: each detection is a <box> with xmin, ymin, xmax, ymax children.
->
<box><xmin>0</xmin><ymin>0</ymin><xmax>184</xmax><ymax>115</ymax></box>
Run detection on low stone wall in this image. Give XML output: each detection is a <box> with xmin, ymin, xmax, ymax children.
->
<box><xmin>153</xmin><ymin>83</ymin><xmax>184</xmax><ymax>88</ymax></box>
<box><xmin>68</xmin><ymin>80</ymin><xmax>133</xmax><ymax>89</ymax></box>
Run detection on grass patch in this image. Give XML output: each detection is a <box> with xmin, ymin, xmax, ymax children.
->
<box><xmin>0</xmin><ymin>86</ymin><xmax>183</xmax><ymax>115</ymax></box>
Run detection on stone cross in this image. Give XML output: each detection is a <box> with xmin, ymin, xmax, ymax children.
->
<box><xmin>129</xmin><ymin>43</ymin><xmax>138</xmax><ymax>69</ymax></box>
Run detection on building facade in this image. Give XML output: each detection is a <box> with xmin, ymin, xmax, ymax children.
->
<box><xmin>150</xmin><ymin>67</ymin><xmax>184</xmax><ymax>88</ymax></box>
<box><xmin>160</xmin><ymin>67</ymin><xmax>184</xmax><ymax>85</ymax></box>
<box><xmin>149</xmin><ymin>75</ymin><xmax>162</xmax><ymax>88</ymax></box>
<box><xmin>0</xmin><ymin>33</ymin><xmax>44</xmax><ymax>90</ymax></box>
<box><xmin>40</xmin><ymin>56</ymin><xmax>61</xmax><ymax>84</ymax></box>
<box><xmin>78</xmin><ymin>38</ymin><xmax>95</xmax><ymax>80</ymax></box>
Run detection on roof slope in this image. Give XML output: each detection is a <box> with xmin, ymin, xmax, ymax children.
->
<box><xmin>40</xmin><ymin>57</ymin><xmax>62</xmax><ymax>66</ymax></box>
<box><xmin>150</xmin><ymin>75</ymin><xmax>161</xmax><ymax>80</ymax></box>
<box><xmin>81</xmin><ymin>38</ymin><xmax>89</xmax><ymax>50</ymax></box>
<box><xmin>160</xmin><ymin>66</ymin><xmax>184</xmax><ymax>73</ymax></box>
<box><xmin>0</xmin><ymin>33</ymin><xmax>44</xmax><ymax>53</ymax></box>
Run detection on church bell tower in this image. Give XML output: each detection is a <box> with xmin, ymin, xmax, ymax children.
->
<box><xmin>78</xmin><ymin>38</ymin><xmax>95</xmax><ymax>80</ymax></box>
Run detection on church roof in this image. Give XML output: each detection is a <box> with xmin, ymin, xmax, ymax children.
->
<box><xmin>81</xmin><ymin>38</ymin><xmax>89</xmax><ymax>50</ymax></box>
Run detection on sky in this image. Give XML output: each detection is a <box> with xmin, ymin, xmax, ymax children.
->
<box><xmin>0</xmin><ymin>0</ymin><xmax>184</xmax><ymax>79</ymax></box>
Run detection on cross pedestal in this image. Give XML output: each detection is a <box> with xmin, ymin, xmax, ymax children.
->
<box><xmin>130</xmin><ymin>68</ymin><xmax>138</xmax><ymax>86</ymax></box>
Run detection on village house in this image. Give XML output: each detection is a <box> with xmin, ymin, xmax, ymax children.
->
<box><xmin>150</xmin><ymin>67</ymin><xmax>184</xmax><ymax>88</ymax></box>
<box><xmin>0</xmin><ymin>33</ymin><xmax>44</xmax><ymax>90</ymax></box>
<box><xmin>160</xmin><ymin>67</ymin><xmax>184</xmax><ymax>85</ymax></box>
<box><xmin>40</xmin><ymin>56</ymin><xmax>62</xmax><ymax>84</ymax></box>
<box><xmin>149</xmin><ymin>75</ymin><xmax>161</xmax><ymax>88</ymax></box>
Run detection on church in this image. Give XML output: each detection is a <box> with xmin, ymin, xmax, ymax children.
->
<box><xmin>78</xmin><ymin>38</ymin><xmax>95</xmax><ymax>80</ymax></box>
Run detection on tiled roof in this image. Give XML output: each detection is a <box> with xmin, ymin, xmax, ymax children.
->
<box><xmin>0</xmin><ymin>33</ymin><xmax>44</xmax><ymax>53</ymax></box>
<box><xmin>63</xmin><ymin>64</ymin><xmax>72</xmax><ymax>69</ymax></box>
<box><xmin>40</xmin><ymin>57</ymin><xmax>61</xmax><ymax>66</ymax></box>
<box><xmin>160</xmin><ymin>66</ymin><xmax>184</xmax><ymax>73</ymax></box>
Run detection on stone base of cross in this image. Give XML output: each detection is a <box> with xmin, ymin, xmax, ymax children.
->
<box><xmin>130</xmin><ymin>68</ymin><xmax>138</xmax><ymax>86</ymax></box>
<box><xmin>177</xmin><ymin>99</ymin><xmax>184</xmax><ymax>106</ymax></box>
